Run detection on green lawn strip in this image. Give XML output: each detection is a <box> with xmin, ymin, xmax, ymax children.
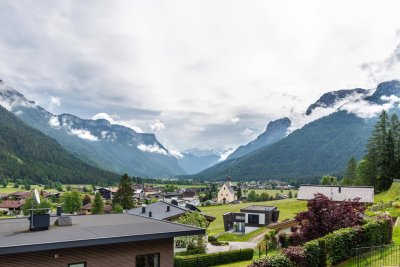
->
<box><xmin>200</xmin><ymin>199</ymin><xmax>306</xmax><ymax>236</ymax></box>
<box><xmin>217</xmin><ymin>227</ymin><xmax>267</xmax><ymax>242</ymax></box>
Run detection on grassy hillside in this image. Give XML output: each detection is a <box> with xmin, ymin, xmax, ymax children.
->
<box><xmin>199</xmin><ymin>199</ymin><xmax>307</xmax><ymax>236</ymax></box>
<box><xmin>375</xmin><ymin>182</ymin><xmax>400</xmax><ymax>202</ymax></box>
<box><xmin>0</xmin><ymin>106</ymin><xmax>118</xmax><ymax>184</ymax></box>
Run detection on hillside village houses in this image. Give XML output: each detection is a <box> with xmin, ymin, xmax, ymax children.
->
<box><xmin>217</xmin><ymin>177</ymin><xmax>237</xmax><ymax>203</ymax></box>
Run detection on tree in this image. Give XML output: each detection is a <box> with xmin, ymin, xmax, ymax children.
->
<box><xmin>247</xmin><ymin>190</ymin><xmax>259</xmax><ymax>202</ymax></box>
<box><xmin>292</xmin><ymin>193</ymin><xmax>365</xmax><ymax>243</ymax></box>
<box><xmin>178</xmin><ymin>212</ymin><xmax>207</xmax><ymax>248</ymax></box>
<box><xmin>112</xmin><ymin>174</ymin><xmax>135</xmax><ymax>209</ymax></box>
<box><xmin>320</xmin><ymin>175</ymin><xmax>338</xmax><ymax>185</ymax></box>
<box><xmin>237</xmin><ymin>185</ymin><xmax>242</xmax><ymax>199</ymax></box>
<box><xmin>22</xmin><ymin>197</ymin><xmax>51</xmax><ymax>216</ymax></box>
<box><xmin>342</xmin><ymin>157</ymin><xmax>357</xmax><ymax>185</ymax></box>
<box><xmin>61</xmin><ymin>191</ymin><xmax>82</xmax><ymax>213</ymax></box>
<box><xmin>164</xmin><ymin>184</ymin><xmax>177</xmax><ymax>193</ymax></box>
<box><xmin>112</xmin><ymin>204</ymin><xmax>124</xmax><ymax>214</ymax></box>
<box><xmin>288</xmin><ymin>191</ymin><xmax>293</xmax><ymax>198</ymax></box>
<box><xmin>259</xmin><ymin>192</ymin><xmax>270</xmax><ymax>201</ymax></box>
<box><xmin>82</xmin><ymin>194</ymin><xmax>92</xmax><ymax>206</ymax></box>
<box><xmin>91</xmin><ymin>192</ymin><xmax>104</xmax><ymax>214</ymax></box>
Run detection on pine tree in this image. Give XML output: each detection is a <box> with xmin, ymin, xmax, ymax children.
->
<box><xmin>82</xmin><ymin>194</ymin><xmax>92</xmax><ymax>206</ymax></box>
<box><xmin>112</xmin><ymin>174</ymin><xmax>135</xmax><ymax>209</ymax></box>
<box><xmin>92</xmin><ymin>192</ymin><xmax>104</xmax><ymax>214</ymax></box>
<box><xmin>342</xmin><ymin>157</ymin><xmax>357</xmax><ymax>185</ymax></box>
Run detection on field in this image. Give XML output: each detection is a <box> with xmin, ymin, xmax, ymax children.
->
<box><xmin>199</xmin><ymin>198</ymin><xmax>307</xmax><ymax>236</ymax></box>
<box><xmin>0</xmin><ymin>184</ymin><xmax>91</xmax><ymax>195</ymax></box>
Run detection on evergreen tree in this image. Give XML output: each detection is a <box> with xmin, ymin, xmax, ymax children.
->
<box><xmin>112</xmin><ymin>174</ymin><xmax>135</xmax><ymax>209</ymax></box>
<box><xmin>92</xmin><ymin>192</ymin><xmax>104</xmax><ymax>214</ymax></box>
<box><xmin>82</xmin><ymin>194</ymin><xmax>92</xmax><ymax>206</ymax></box>
<box><xmin>61</xmin><ymin>191</ymin><xmax>82</xmax><ymax>213</ymax></box>
<box><xmin>288</xmin><ymin>191</ymin><xmax>293</xmax><ymax>198</ymax></box>
<box><xmin>320</xmin><ymin>175</ymin><xmax>338</xmax><ymax>185</ymax></box>
<box><xmin>342</xmin><ymin>157</ymin><xmax>357</xmax><ymax>185</ymax></box>
<box><xmin>237</xmin><ymin>184</ymin><xmax>242</xmax><ymax>199</ymax></box>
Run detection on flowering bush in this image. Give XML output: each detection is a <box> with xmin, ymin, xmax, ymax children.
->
<box><xmin>283</xmin><ymin>246</ymin><xmax>307</xmax><ymax>267</ymax></box>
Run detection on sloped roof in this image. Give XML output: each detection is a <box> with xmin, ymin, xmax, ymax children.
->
<box><xmin>0</xmin><ymin>200</ymin><xmax>24</xmax><ymax>209</ymax></box>
<box><xmin>127</xmin><ymin>201</ymin><xmax>215</xmax><ymax>222</ymax></box>
<box><xmin>0</xmin><ymin>213</ymin><xmax>204</xmax><ymax>255</ymax></box>
<box><xmin>221</xmin><ymin>183</ymin><xmax>235</xmax><ymax>194</ymax></box>
<box><xmin>297</xmin><ymin>185</ymin><xmax>374</xmax><ymax>203</ymax></box>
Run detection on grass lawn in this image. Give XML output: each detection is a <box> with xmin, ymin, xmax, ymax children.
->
<box><xmin>200</xmin><ymin>199</ymin><xmax>306</xmax><ymax>236</ymax></box>
<box><xmin>374</xmin><ymin>182</ymin><xmax>400</xmax><ymax>203</ymax></box>
<box><xmin>217</xmin><ymin>227</ymin><xmax>267</xmax><ymax>242</ymax></box>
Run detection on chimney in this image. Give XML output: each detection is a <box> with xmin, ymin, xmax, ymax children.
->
<box><xmin>56</xmin><ymin>206</ymin><xmax>62</xmax><ymax>216</ymax></box>
<box><xmin>167</xmin><ymin>205</ymin><xmax>170</xmax><ymax>212</ymax></box>
<box><xmin>149</xmin><ymin>211</ymin><xmax>152</xmax><ymax>217</ymax></box>
<box><xmin>338</xmin><ymin>186</ymin><xmax>342</xmax><ymax>193</ymax></box>
<box><xmin>142</xmin><ymin>206</ymin><xmax>146</xmax><ymax>213</ymax></box>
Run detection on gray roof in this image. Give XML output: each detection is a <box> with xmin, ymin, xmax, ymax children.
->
<box><xmin>127</xmin><ymin>201</ymin><xmax>215</xmax><ymax>221</ymax></box>
<box><xmin>240</xmin><ymin>205</ymin><xmax>277</xmax><ymax>212</ymax></box>
<box><xmin>222</xmin><ymin>182</ymin><xmax>235</xmax><ymax>194</ymax></box>
<box><xmin>0</xmin><ymin>213</ymin><xmax>204</xmax><ymax>255</ymax></box>
<box><xmin>297</xmin><ymin>185</ymin><xmax>374</xmax><ymax>203</ymax></box>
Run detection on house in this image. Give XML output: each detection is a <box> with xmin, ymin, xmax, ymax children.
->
<box><xmin>0</xmin><ymin>213</ymin><xmax>204</xmax><ymax>267</ymax></box>
<box><xmin>0</xmin><ymin>200</ymin><xmax>25</xmax><ymax>215</ymax></box>
<box><xmin>10</xmin><ymin>191</ymin><xmax>31</xmax><ymax>200</ymax></box>
<box><xmin>97</xmin><ymin>187</ymin><xmax>118</xmax><ymax>200</ymax></box>
<box><xmin>297</xmin><ymin>185</ymin><xmax>374</xmax><ymax>203</ymax></box>
<box><xmin>182</xmin><ymin>190</ymin><xmax>197</xmax><ymax>201</ymax></box>
<box><xmin>127</xmin><ymin>201</ymin><xmax>215</xmax><ymax>252</ymax></box>
<box><xmin>217</xmin><ymin>178</ymin><xmax>236</xmax><ymax>203</ymax></box>
<box><xmin>223</xmin><ymin>205</ymin><xmax>280</xmax><ymax>234</ymax></box>
<box><xmin>80</xmin><ymin>204</ymin><xmax>113</xmax><ymax>214</ymax></box>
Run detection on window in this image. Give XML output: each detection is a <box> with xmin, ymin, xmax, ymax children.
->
<box><xmin>136</xmin><ymin>253</ymin><xmax>160</xmax><ymax>267</ymax></box>
<box><xmin>248</xmin><ymin>214</ymin><xmax>259</xmax><ymax>224</ymax></box>
<box><xmin>175</xmin><ymin>240</ymin><xmax>186</xmax><ymax>248</ymax></box>
<box><xmin>68</xmin><ymin>263</ymin><xmax>86</xmax><ymax>267</ymax></box>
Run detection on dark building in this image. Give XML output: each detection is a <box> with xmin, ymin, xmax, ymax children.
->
<box><xmin>223</xmin><ymin>205</ymin><xmax>279</xmax><ymax>233</ymax></box>
<box><xmin>0</xmin><ymin>213</ymin><xmax>203</xmax><ymax>267</ymax></box>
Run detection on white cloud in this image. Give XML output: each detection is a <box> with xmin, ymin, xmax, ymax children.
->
<box><xmin>69</xmin><ymin>128</ymin><xmax>98</xmax><ymax>141</ymax></box>
<box><xmin>149</xmin><ymin>119</ymin><xmax>166</xmax><ymax>131</ymax></box>
<box><xmin>92</xmin><ymin>112</ymin><xmax>143</xmax><ymax>133</ymax></box>
<box><xmin>240</xmin><ymin>128</ymin><xmax>254</xmax><ymax>136</ymax></box>
<box><xmin>137</xmin><ymin>144</ymin><xmax>168</xmax><ymax>155</ymax></box>
<box><xmin>218</xmin><ymin>148</ymin><xmax>235</xmax><ymax>161</ymax></box>
<box><xmin>169</xmin><ymin>149</ymin><xmax>184</xmax><ymax>159</ymax></box>
<box><xmin>50</xmin><ymin>96</ymin><xmax>61</xmax><ymax>107</ymax></box>
<box><xmin>230</xmin><ymin>117</ymin><xmax>240</xmax><ymax>124</ymax></box>
<box><xmin>49</xmin><ymin>116</ymin><xmax>60</xmax><ymax>128</ymax></box>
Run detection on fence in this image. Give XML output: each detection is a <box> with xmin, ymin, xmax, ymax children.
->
<box><xmin>355</xmin><ymin>244</ymin><xmax>400</xmax><ymax>267</ymax></box>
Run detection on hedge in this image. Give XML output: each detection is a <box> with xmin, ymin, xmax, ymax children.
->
<box><xmin>174</xmin><ymin>248</ymin><xmax>254</xmax><ymax>267</ymax></box>
<box><xmin>250</xmin><ymin>218</ymin><xmax>393</xmax><ymax>267</ymax></box>
<box><xmin>248</xmin><ymin>253</ymin><xmax>293</xmax><ymax>267</ymax></box>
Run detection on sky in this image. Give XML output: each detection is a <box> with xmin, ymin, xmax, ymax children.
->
<box><xmin>0</xmin><ymin>0</ymin><xmax>400</xmax><ymax>152</ymax></box>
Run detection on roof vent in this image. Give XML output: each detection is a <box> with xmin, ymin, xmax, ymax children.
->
<box><xmin>56</xmin><ymin>206</ymin><xmax>62</xmax><ymax>216</ymax></box>
<box><xmin>142</xmin><ymin>206</ymin><xmax>146</xmax><ymax>213</ymax></box>
<box><xmin>149</xmin><ymin>211</ymin><xmax>152</xmax><ymax>218</ymax></box>
<box><xmin>55</xmin><ymin>215</ymin><xmax>72</xmax><ymax>227</ymax></box>
<box><xmin>167</xmin><ymin>205</ymin><xmax>170</xmax><ymax>212</ymax></box>
<box><xmin>29</xmin><ymin>213</ymin><xmax>50</xmax><ymax>231</ymax></box>
<box><xmin>338</xmin><ymin>186</ymin><xmax>342</xmax><ymax>193</ymax></box>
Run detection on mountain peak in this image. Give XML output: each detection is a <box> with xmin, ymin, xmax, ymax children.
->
<box><xmin>367</xmin><ymin>80</ymin><xmax>400</xmax><ymax>103</ymax></box>
<box><xmin>306</xmin><ymin>88</ymin><xmax>369</xmax><ymax>115</ymax></box>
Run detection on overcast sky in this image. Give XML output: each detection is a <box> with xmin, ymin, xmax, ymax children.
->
<box><xmin>0</xmin><ymin>0</ymin><xmax>400</xmax><ymax>152</ymax></box>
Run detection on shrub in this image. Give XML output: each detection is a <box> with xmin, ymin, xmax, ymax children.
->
<box><xmin>265</xmin><ymin>229</ymin><xmax>278</xmax><ymax>249</ymax></box>
<box><xmin>174</xmin><ymin>248</ymin><xmax>253</xmax><ymax>267</ymax></box>
<box><xmin>303</xmin><ymin>240</ymin><xmax>323</xmax><ymax>267</ymax></box>
<box><xmin>248</xmin><ymin>253</ymin><xmax>293</xmax><ymax>267</ymax></box>
<box><xmin>283</xmin><ymin>246</ymin><xmax>307</xmax><ymax>267</ymax></box>
<box><xmin>176</xmin><ymin>246</ymin><xmax>206</xmax><ymax>256</ymax></box>
<box><xmin>208</xmin><ymin>236</ymin><xmax>217</xmax><ymax>242</ymax></box>
<box><xmin>324</xmin><ymin>227</ymin><xmax>357</xmax><ymax>265</ymax></box>
<box><xmin>278</xmin><ymin>232</ymin><xmax>290</xmax><ymax>248</ymax></box>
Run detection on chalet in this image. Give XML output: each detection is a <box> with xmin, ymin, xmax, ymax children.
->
<box><xmin>223</xmin><ymin>205</ymin><xmax>280</xmax><ymax>234</ymax></box>
<box><xmin>97</xmin><ymin>187</ymin><xmax>118</xmax><ymax>200</ymax></box>
<box><xmin>0</xmin><ymin>200</ymin><xmax>25</xmax><ymax>215</ymax></box>
<box><xmin>0</xmin><ymin>213</ymin><xmax>203</xmax><ymax>267</ymax></box>
<box><xmin>297</xmin><ymin>185</ymin><xmax>374</xmax><ymax>203</ymax></box>
<box><xmin>217</xmin><ymin>178</ymin><xmax>236</xmax><ymax>203</ymax></box>
<box><xmin>10</xmin><ymin>191</ymin><xmax>31</xmax><ymax>200</ymax></box>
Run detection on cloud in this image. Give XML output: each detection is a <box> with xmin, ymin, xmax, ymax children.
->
<box><xmin>49</xmin><ymin>116</ymin><xmax>60</xmax><ymax>128</ymax></box>
<box><xmin>149</xmin><ymin>119</ymin><xmax>166</xmax><ymax>131</ymax></box>
<box><xmin>240</xmin><ymin>128</ymin><xmax>254</xmax><ymax>136</ymax></box>
<box><xmin>137</xmin><ymin>144</ymin><xmax>167</xmax><ymax>155</ymax></box>
<box><xmin>169</xmin><ymin>149</ymin><xmax>184</xmax><ymax>158</ymax></box>
<box><xmin>218</xmin><ymin>148</ymin><xmax>235</xmax><ymax>161</ymax></box>
<box><xmin>230</xmin><ymin>117</ymin><xmax>240</xmax><ymax>124</ymax></box>
<box><xmin>92</xmin><ymin>112</ymin><xmax>143</xmax><ymax>133</ymax></box>
<box><xmin>49</xmin><ymin>96</ymin><xmax>61</xmax><ymax>107</ymax></box>
<box><xmin>69</xmin><ymin>128</ymin><xmax>98</xmax><ymax>141</ymax></box>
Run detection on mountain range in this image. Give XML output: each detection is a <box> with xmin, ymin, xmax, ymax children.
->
<box><xmin>0</xmin><ymin>82</ymin><xmax>185</xmax><ymax>178</ymax></box>
<box><xmin>189</xmin><ymin>80</ymin><xmax>400</xmax><ymax>181</ymax></box>
<box><xmin>0</xmin><ymin>105</ymin><xmax>118</xmax><ymax>184</ymax></box>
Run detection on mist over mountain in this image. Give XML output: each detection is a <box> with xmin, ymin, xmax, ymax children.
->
<box><xmin>176</xmin><ymin>148</ymin><xmax>222</xmax><ymax>174</ymax></box>
<box><xmin>0</xmin><ymin>82</ymin><xmax>185</xmax><ymax>178</ymax></box>
<box><xmin>189</xmin><ymin>80</ymin><xmax>400</xmax><ymax>181</ymax></box>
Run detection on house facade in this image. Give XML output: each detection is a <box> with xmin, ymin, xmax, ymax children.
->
<box><xmin>223</xmin><ymin>205</ymin><xmax>280</xmax><ymax>234</ymax></box>
<box><xmin>0</xmin><ymin>213</ymin><xmax>203</xmax><ymax>267</ymax></box>
<box><xmin>217</xmin><ymin>180</ymin><xmax>236</xmax><ymax>203</ymax></box>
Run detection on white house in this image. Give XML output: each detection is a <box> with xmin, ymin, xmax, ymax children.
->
<box><xmin>217</xmin><ymin>178</ymin><xmax>236</xmax><ymax>203</ymax></box>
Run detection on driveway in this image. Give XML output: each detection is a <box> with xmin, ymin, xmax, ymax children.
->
<box><xmin>207</xmin><ymin>241</ymin><xmax>258</xmax><ymax>253</ymax></box>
